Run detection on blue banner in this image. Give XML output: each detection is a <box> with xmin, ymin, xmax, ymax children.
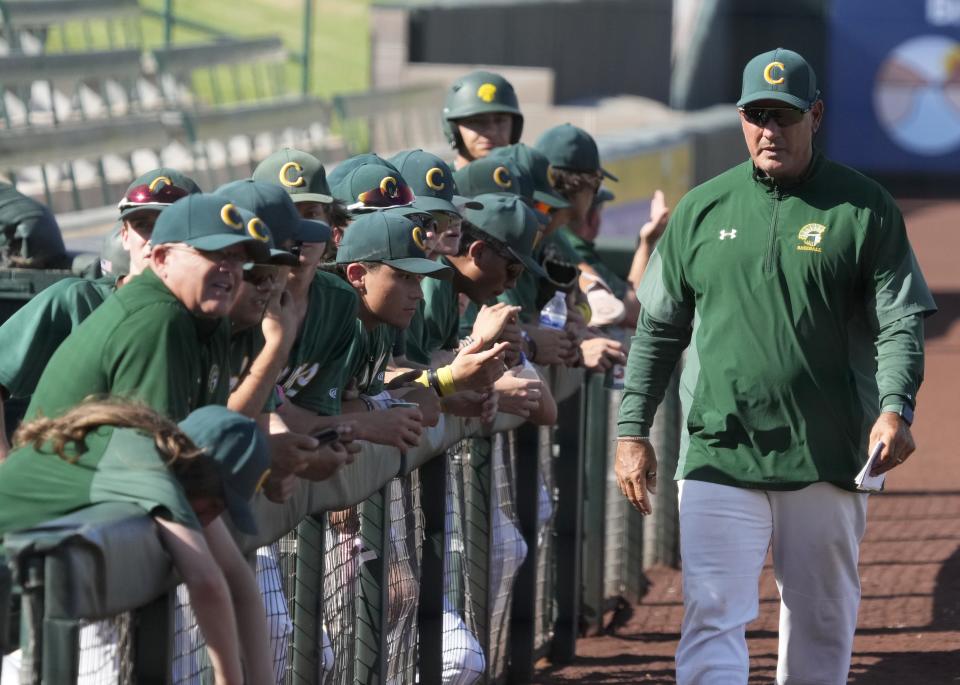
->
<box><xmin>827</xmin><ymin>0</ymin><xmax>960</xmax><ymax>172</ymax></box>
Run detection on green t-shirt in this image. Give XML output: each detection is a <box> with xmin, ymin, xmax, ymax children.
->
<box><xmin>560</xmin><ymin>227</ymin><xmax>629</xmax><ymax>299</ymax></box>
<box><xmin>0</xmin><ymin>275</ymin><xmax>116</xmax><ymax>398</ymax></box>
<box><xmin>276</xmin><ymin>271</ymin><xmax>359</xmax><ymax>415</ymax></box>
<box><xmin>345</xmin><ymin>320</ymin><xmax>394</xmax><ymax>396</ymax></box>
<box><xmin>619</xmin><ymin>153</ymin><xmax>936</xmax><ymax>489</ymax></box>
<box><xmin>403</xmin><ymin>258</ymin><xmax>459</xmax><ymax>365</ymax></box>
<box><xmin>0</xmin><ymin>426</ymin><xmax>200</xmax><ymax>535</ymax></box>
<box><xmin>25</xmin><ymin>268</ymin><xmax>231</xmax><ymax>423</ymax></box>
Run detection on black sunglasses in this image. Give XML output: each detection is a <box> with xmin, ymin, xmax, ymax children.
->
<box><xmin>739</xmin><ymin>107</ymin><xmax>808</xmax><ymax>128</ymax></box>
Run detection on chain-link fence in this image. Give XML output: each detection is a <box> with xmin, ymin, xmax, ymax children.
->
<box><xmin>2</xmin><ymin>366</ymin><xmax>683</xmax><ymax>685</ymax></box>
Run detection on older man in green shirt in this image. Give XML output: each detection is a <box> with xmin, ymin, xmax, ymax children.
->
<box><xmin>615</xmin><ymin>48</ymin><xmax>936</xmax><ymax>684</ymax></box>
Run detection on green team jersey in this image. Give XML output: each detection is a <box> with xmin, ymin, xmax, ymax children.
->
<box><xmin>276</xmin><ymin>270</ymin><xmax>358</xmax><ymax>415</ymax></box>
<box><xmin>619</xmin><ymin>154</ymin><xmax>935</xmax><ymax>490</ymax></box>
<box><xmin>498</xmin><ymin>229</ymin><xmax>580</xmax><ymax>322</ymax></box>
<box><xmin>560</xmin><ymin>227</ymin><xmax>629</xmax><ymax>299</ymax></box>
<box><xmin>345</xmin><ymin>320</ymin><xmax>394</xmax><ymax>396</ymax></box>
<box><xmin>0</xmin><ymin>426</ymin><xmax>199</xmax><ymax>534</ymax></box>
<box><xmin>0</xmin><ymin>275</ymin><xmax>116</xmax><ymax>398</ymax></box>
<box><xmin>403</xmin><ymin>258</ymin><xmax>459</xmax><ymax>364</ymax></box>
<box><xmin>26</xmin><ymin>268</ymin><xmax>231</xmax><ymax>423</ymax></box>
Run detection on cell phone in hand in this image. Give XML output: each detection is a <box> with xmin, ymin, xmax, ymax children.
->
<box><xmin>312</xmin><ymin>428</ymin><xmax>340</xmax><ymax>447</ymax></box>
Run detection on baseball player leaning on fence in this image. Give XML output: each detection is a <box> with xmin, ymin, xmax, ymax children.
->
<box><xmin>615</xmin><ymin>48</ymin><xmax>937</xmax><ymax>684</ymax></box>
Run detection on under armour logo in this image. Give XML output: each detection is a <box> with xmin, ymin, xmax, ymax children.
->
<box><xmin>719</xmin><ymin>229</ymin><xmax>737</xmax><ymax>240</ymax></box>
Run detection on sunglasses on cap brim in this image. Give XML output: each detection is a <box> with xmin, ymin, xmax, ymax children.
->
<box><xmin>118</xmin><ymin>181</ymin><xmax>190</xmax><ymax>209</ymax></box>
<box><xmin>349</xmin><ymin>180</ymin><xmax>416</xmax><ymax>211</ymax></box>
<box><xmin>738</xmin><ymin>106</ymin><xmax>809</xmax><ymax>128</ymax></box>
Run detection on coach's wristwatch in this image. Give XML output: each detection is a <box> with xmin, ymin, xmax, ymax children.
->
<box><xmin>881</xmin><ymin>401</ymin><xmax>914</xmax><ymax>426</ymax></box>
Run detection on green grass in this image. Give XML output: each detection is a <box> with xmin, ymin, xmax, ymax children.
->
<box><xmin>42</xmin><ymin>0</ymin><xmax>371</xmax><ymax>101</ymax></box>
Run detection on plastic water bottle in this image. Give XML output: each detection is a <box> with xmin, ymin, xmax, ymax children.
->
<box><xmin>539</xmin><ymin>291</ymin><xmax>567</xmax><ymax>330</ymax></box>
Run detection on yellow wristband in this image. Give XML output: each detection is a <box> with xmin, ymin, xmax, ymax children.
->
<box><xmin>414</xmin><ymin>371</ymin><xmax>431</xmax><ymax>388</ymax></box>
<box><xmin>436</xmin><ymin>366</ymin><xmax>457</xmax><ymax>397</ymax></box>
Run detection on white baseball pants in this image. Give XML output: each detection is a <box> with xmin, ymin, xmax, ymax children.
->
<box><xmin>676</xmin><ymin>479</ymin><xmax>868</xmax><ymax>685</ymax></box>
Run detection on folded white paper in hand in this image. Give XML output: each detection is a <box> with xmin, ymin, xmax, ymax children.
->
<box><xmin>855</xmin><ymin>442</ymin><xmax>886</xmax><ymax>492</ymax></box>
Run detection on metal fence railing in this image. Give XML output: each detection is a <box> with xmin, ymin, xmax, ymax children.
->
<box><xmin>2</xmin><ymin>356</ymin><xmax>683</xmax><ymax>685</ymax></box>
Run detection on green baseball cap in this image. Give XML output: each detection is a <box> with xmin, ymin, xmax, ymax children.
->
<box><xmin>329</xmin><ymin>162</ymin><xmax>416</xmax><ymax>213</ymax></box>
<box><xmin>336</xmin><ymin>211</ymin><xmax>452</xmax><ymax>278</ymax></box>
<box><xmin>737</xmin><ymin>47</ymin><xmax>819</xmax><ymax>110</ymax></box>
<box><xmin>253</xmin><ymin>148</ymin><xmax>334</xmax><ymax>204</ymax></box>
<box><xmin>452</xmin><ymin>157</ymin><xmax>529</xmax><ymax>200</ymax></box>
<box><xmin>535</xmin><ymin>124</ymin><xmax>618</xmax><ymax>181</ymax></box>
<box><xmin>463</xmin><ymin>193</ymin><xmax>546</xmax><ymax>278</ymax></box>
<box><xmin>118</xmin><ymin>168</ymin><xmax>202</xmax><ymax>220</ymax></box>
<box><xmin>488</xmin><ymin>144</ymin><xmax>569</xmax><ymax>209</ymax></box>
<box><xmin>99</xmin><ymin>223</ymin><xmax>130</xmax><ymax>276</ymax></box>
<box><xmin>178</xmin><ymin>405</ymin><xmax>271</xmax><ymax>535</ymax></box>
<box><xmin>214</xmin><ymin>179</ymin><xmax>331</xmax><ymax>245</ymax></box>
<box><xmin>387</xmin><ymin>149</ymin><xmax>482</xmax><ymax>215</ymax></box>
<box><xmin>151</xmin><ymin>193</ymin><xmax>271</xmax><ymax>263</ymax></box>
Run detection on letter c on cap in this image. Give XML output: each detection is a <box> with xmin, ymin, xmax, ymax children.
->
<box><xmin>412</xmin><ymin>225</ymin><xmax>428</xmax><ymax>250</ymax></box>
<box><xmin>148</xmin><ymin>175</ymin><xmax>172</xmax><ymax>192</ymax></box>
<box><xmin>493</xmin><ymin>166</ymin><xmax>512</xmax><ymax>189</ymax></box>
<box><xmin>425</xmin><ymin>167</ymin><xmax>446</xmax><ymax>191</ymax></box>
<box><xmin>380</xmin><ymin>176</ymin><xmax>399</xmax><ymax>198</ymax></box>
<box><xmin>279</xmin><ymin>161</ymin><xmax>305</xmax><ymax>188</ymax></box>
<box><xmin>247</xmin><ymin>217</ymin><xmax>269</xmax><ymax>242</ymax></box>
<box><xmin>220</xmin><ymin>204</ymin><xmax>244</xmax><ymax>230</ymax></box>
<box><xmin>763</xmin><ymin>61</ymin><xmax>785</xmax><ymax>85</ymax></box>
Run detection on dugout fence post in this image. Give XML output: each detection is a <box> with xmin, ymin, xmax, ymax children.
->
<box><xmin>506</xmin><ymin>421</ymin><xmax>543</xmax><ymax>681</ymax></box>
<box><xmin>291</xmin><ymin>515</ymin><xmax>325</xmax><ymax>683</ymax></box>
<box><xmin>643</xmin><ymin>368</ymin><xmax>682</xmax><ymax>569</ymax></box>
<box><xmin>463</xmin><ymin>436</ymin><xmax>494</xmax><ymax>672</ymax></box>
<box><xmin>356</xmin><ymin>486</ymin><xmax>390</xmax><ymax>684</ymax></box>
<box><xmin>580</xmin><ymin>374</ymin><xmax>610</xmax><ymax>636</ymax></box>
<box><xmin>548</xmin><ymin>381</ymin><xmax>585</xmax><ymax>663</ymax></box>
<box><xmin>416</xmin><ymin>455</ymin><xmax>446</xmax><ymax>683</ymax></box>
<box><xmin>132</xmin><ymin>591</ymin><xmax>173</xmax><ymax>683</ymax></box>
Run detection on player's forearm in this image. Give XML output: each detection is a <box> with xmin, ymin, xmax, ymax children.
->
<box><xmin>627</xmin><ymin>238</ymin><xmax>656</xmax><ymax>289</ymax></box>
<box><xmin>203</xmin><ymin>519</ymin><xmax>274</xmax><ymax>685</ymax></box>
<box><xmin>227</xmin><ymin>340</ymin><xmax>289</xmax><ymax>419</ymax></box>
<box><xmin>618</xmin><ymin>309</ymin><xmax>691</xmax><ymax>437</ymax></box>
<box><xmin>875</xmin><ymin>312</ymin><xmax>925</xmax><ymax>408</ymax></box>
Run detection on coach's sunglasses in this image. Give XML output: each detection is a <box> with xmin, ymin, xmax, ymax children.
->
<box><xmin>738</xmin><ymin>107</ymin><xmax>808</xmax><ymax>128</ymax></box>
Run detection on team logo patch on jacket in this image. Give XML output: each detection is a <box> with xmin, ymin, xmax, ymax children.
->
<box><xmin>797</xmin><ymin>223</ymin><xmax>826</xmax><ymax>252</ymax></box>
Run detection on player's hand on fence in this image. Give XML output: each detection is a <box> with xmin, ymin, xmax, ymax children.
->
<box><xmin>471</xmin><ymin>302</ymin><xmax>521</xmax><ymax>346</ymax></box>
<box><xmin>299</xmin><ymin>441</ymin><xmax>353</xmax><ymax>481</ymax></box>
<box><xmin>440</xmin><ymin>390</ymin><xmax>498</xmax><ymax>422</ymax></box>
<box><xmin>334</xmin><ymin>423</ymin><xmax>362</xmax><ymax>458</ymax></box>
<box><xmin>639</xmin><ymin>189</ymin><xmax>670</xmax><ymax>245</ymax></box>
<box><xmin>449</xmin><ymin>338</ymin><xmax>510</xmax><ymax>391</ymax></box>
<box><xmin>267</xmin><ymin>431</ymin><xmax>323</xmax><ymax>474</ymax></box>
<box><xmin>355</xmin><ymin>407</ymin><xmax>424</xmax><ymax>452</ymax></box>
<box><xmin>494</xmin><ymin>366</ymin><xmax>543</xmax><ymax>418</ymax></box>
<box><xmin>579</xmin><ymin>336</ymin><xmax>626</xmax><ymax>372</ymax></box>
<box><xmin>399</xmin><ymin>386</ymin><xmax>442</xmax><ymax>427</ymax></box>
<box><xmin>869</xmin><ymin>411</ymin><xmax>916</xmax><ymax>476</ymax></box>
<box><xmin>527</xmin><ymin>326</ymin><xmax>576</xmax><ymax>366</ymax></box>
<box><xmin>615</xmin><ymin>438</ymin><xmax>658</xmax><ymax>515</ymax></box>
<box><xmin>262</xmin><ymin>469</ymin><xmax>298</xmax><ymax>504</ymax></box>
<box><xmin>498</xmin><ymin>321</ymin><xmax>525</xmax><ymax>365</ymax></box>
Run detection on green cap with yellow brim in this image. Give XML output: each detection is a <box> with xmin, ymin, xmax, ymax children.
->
<box><xmin>463</xmin><ymin>193</ymin><xmax>547</xmax><ymax>279</ymax></box>
<box><xmin>335</xmin><ymin>212</ymin><xmax>452</xmax><ymax>279</ymax></box>
<box><xmin>178</xmin><ymin>405</ymin><xmax>271</xmax><ymax>535</ymax></box>
<box><xmin>253</xmin><ymin>148</ymin><xmax>334</xmax><ymax>204</ymax></box>
<box><xmin>151</xmin><ymin>194</ymin><xmax>272</xmax><ymax>263</ymax></box>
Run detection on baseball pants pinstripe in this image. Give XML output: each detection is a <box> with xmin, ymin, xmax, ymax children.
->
<box><xmin>676</xmin><ymin>479</ymin><xmax>868</xmax><ymax>685</ymax></box>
